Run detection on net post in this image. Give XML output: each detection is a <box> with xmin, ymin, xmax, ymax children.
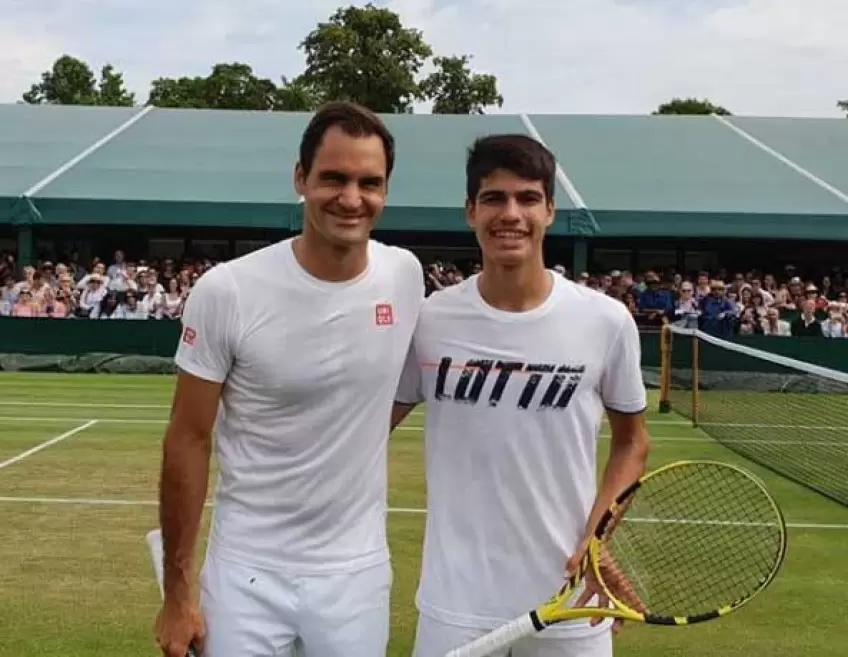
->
<box><xmin>658</xmin><ymin>320</ymin><xmax>671</xmax><ymax>413</ymax></box>
<box><xmin>691</xmin><ymin>330</ymin><xmax>699</xmax><ymax>427</ymax></box>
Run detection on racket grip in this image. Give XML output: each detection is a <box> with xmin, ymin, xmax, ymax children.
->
<box><xmin>444</xmin><ymin>614</ymin><xmax>538</xmax><ymax>657</ymax></box>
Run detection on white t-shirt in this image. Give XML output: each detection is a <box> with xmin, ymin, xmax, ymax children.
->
<box><xmin>175</xmin><ymin>238</ymin><xmax>424</xmax><ymax>574</ymax></box>
<box><xmin>396</xmin><ymin>272</ymin><xmax>646</xmax><ymax>637</ymax></box>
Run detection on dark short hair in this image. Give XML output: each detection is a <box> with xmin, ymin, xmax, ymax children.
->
<box><xmin>298</xmin><ymin>101</ymin><xmax>395</xmax><ymax>179</ymax></box>
<box><xmin>466</xmin><ymin>134</ymin><xmax>556</xmax><ymax>202</ymax></box>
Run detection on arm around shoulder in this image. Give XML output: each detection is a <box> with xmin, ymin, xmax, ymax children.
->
<box><xmin>392</xmin><ymin>341</ymin><xmax>425</xmax><ymax>430</ymax></box>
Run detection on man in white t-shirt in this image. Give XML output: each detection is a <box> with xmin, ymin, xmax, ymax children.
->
<box><xmin>154</xmin><ymin>101</ymin><xmax>424</xmax><ymax>657</ymax></box>
<box><xmin>392</xmin><ymin>134</ymin><xmax>651</xmax><ymax>657</ymax></box>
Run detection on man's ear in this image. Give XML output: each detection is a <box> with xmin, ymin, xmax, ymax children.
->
<box><xmin>544</xmin><ymin>199</ymin><xmax>555</xmax><ymax>228</ymax></box>
<box><xmin>294</xmin><ymin>163</ymin><xmax>306</xmax><ymax>196</ymax></box>
<box><xmin>465</xmin><ymin>199</ymin><xmax>476</xmax><ymax>230</ymax></box>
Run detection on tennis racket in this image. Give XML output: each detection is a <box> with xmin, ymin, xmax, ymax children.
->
<box><xmin>445</xmin><ymin>460</ymin><xmax>787</xmax><ymax>657</ymax></box>
<box><xmin>146</xmin><ymin>529</ymin><xmax>199</xmax><ymax>657</ymax></box>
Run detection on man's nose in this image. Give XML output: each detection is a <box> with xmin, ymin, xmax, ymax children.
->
<box><xmin>337</xmin><ymin>183</ymin><xmax>363</xmax><ymax>210</ymax></box>
<box><xmin>500</xmin><ymin>197</ymin><xmax>522</xmax><ymax>220</ymax></box>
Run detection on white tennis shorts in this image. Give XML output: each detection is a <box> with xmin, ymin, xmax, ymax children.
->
<box><xmin>412</xmin><ymin>613</ymin><xmax>614</xmax><ymax>657</ymax></box>
<box><xmin>199</xmin><ymin>548</ymin><xmax>392</xmax><ymax>657</ymax></box>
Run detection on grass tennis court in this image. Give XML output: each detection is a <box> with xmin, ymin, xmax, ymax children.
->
<box><xmin>0</xmin><ymin>373</ymin><xmax>846</xmax><ymax>656</ymax></box>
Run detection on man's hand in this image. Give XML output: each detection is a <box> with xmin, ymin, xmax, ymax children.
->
<box><xmin>155</xmin><ymin>596</ymin><xmax>205</xmax><ymax>657</ymax></box>
<box><xmin>566</xmin><ymin>539</ymin><xmax>648</xmax><ymax>635</ymax></box>
<box><xmin>565</xmin><ymin>537</ymin><xmax>619</xmax><ymax>632</ymax></box>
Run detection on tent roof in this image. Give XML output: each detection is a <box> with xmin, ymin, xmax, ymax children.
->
<box><xmin>2</xmin><ymin>104</ymin><xmax>847</xmax><ymax>238</ymax></box>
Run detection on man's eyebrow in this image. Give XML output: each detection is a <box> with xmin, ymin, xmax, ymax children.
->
<box><xmin>316</xmin><ymin>169</ymin><xmax>385</xmax><ymax>184</ymax></box>
<box><xmin>479</xmin><ymin>188</ymin><xmax>544</xmax><ymax>198</ymax></box>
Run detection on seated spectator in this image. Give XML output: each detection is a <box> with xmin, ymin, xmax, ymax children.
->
<box><xmin>750</xmin><ymin>278</ymin><xmax>774</xmax><ymax>306</ymax></box>
<box><xmin>116</xmin><ymin>291</ymin><xmax>149</xmax><ymax>319</ymax></box>
<box><xmin>672</xmin><ymin>283</ymin><xmax>699</xmax><ymax>328</ymax></box>
<box><xmin>737</xmin><ymin>307</ymin><xmax>763</xmax><ymax>335</ymax></box>
<box><xmin>698</xmin><ymin>280</ymin><xmax>736</xmax><ymax>337</ymax></box>
<box><xmin>773</xmin><ymin>284</ymin><xmax>792</xmax><ymax>310</ymax></box>
<box><xmin>820</xmin><ymin>276</ymin><xmax>835</xmax><ymax>301</ymax></box>
<box><xmin>737</xmin><ymin>286</ymin><xmax>753</xmax><ymax>312</ymax></box>
<box><xmin>40</xmin><ymin>288</ymin><xmax>68</xmax><ymax>318</ymax></box>
<box><xmin>637</xmin><ymin>271</ymin><xmax>673</xmax><ymax>326</ymax></box>
<box><xmin>805</xmin><ymin>284</ymin><xmax>828</xmax><ymax>312</ymax></box>
<box><xmin>108</xmin><ymin>261</ymin><xmax>138</xmax><ymax>295</ymax></box>
<box><xmin>11</xmin><ymin>289</ymin><xmax>39</xmax><ymax>317</ymax></box>
<box><xmin>762</xmin><ymin>307</ymin><xmax>791</xmax><ymax>336</ymax></box>
<box><xmin>91</xmin><ymin>291</ymin><xmax>120</xmax><ymax>319</ymax></box>
<box><xmin>693</xmin><ymin>271</ymin><xmax>711</xmax><ymax>301</ymax></box>
<box><xmin>749</xmin><ymin>292</ymin><xmax>768</xmax><ymax>320</ymax></box>
<box><xmin>0</xmin><ymin>275</ymin><xmax>15</xmax><ymax>316</ymax></box>
<box><xmin>820</xmin><ymin>303</ymin><xmax>847</xmax><ymax>338</ymax></box>
<box><xmin>29</xmin><ymin>270</ymin><xmax>50</xmax><ymax>303</ymax></box>
<box><xmin>76</xmin><ymin>262</ymin><xmax>108</xmax><ymax>290</ymax></box>
<box><xmin>160</xmin><ymin>278</ymin><xmax>185</xmax><ymax>319</ymax></box>
<box><xmin>621</xmin><ymin>291</ymin><xmax>638</xmax><ymax>315</ymax></box>
<box><xmin>791</xmin><ymin>299</ymin><xmax>822</xmax><ymax>337</ymax></box>
<box><xmin>77</xmin><ymin>274</ymin><xmax>107</xmax><ymax>318</ymax></box>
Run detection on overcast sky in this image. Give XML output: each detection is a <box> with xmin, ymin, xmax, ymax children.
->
<box><xmin>1</xmin><ymin>0</ymin><xmax>845</xmax><ymax>117</ymax></box>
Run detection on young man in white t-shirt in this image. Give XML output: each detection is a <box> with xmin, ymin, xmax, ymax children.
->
<box><xmin>154</xmin><ymin>101</ymin><xmax>424</xmax><ymax>657</ymax></box>
<box><xmin>392</xmin><ymin>134</ymin><xmax>651</xmax><ymax>657</ymax></box>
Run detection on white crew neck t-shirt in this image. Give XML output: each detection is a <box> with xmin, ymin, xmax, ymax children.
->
<box><xmin>396</xmin><ymin>272</ymin><xmax>647</xmax><ymax>637</ymax></box>
<box><xmin>174</xmin><ymin>237</ymin><xmax>424</xmax><ymax>574</ymax></box>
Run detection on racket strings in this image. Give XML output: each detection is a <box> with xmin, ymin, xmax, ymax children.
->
<box><xmin>601</xmin><ymin>462</ymin><xmax>784</xmax><ymax>619</ymax></box>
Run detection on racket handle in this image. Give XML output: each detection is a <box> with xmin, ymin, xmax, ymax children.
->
<box><xmin>146</xmin><ymin>530</ymin><xmax>200</xmax><ymax>657</ymax></box>
<box><xmin>444</xmin><ymin>613</ymin><xmax>539</xmax><ymax>657</ymax></box>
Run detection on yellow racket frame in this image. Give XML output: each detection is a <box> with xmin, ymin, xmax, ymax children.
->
<box><xmin>534</xmin><ymin>460</ymin><xmax>788</xmax><ymax>628</ymax></box>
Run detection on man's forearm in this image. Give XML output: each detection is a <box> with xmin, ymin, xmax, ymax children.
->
<box><xmin>159</xmin><ymin>429</ymin><xmax>211</xmax><ymax>601</ymax></box>
<box><xmin>583</xmin><ymin>428</ymin><xmax>650</xmax><ymax>540</ymax></box>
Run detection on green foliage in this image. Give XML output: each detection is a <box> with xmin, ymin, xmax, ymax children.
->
<box><xmin>421</xmin><ymin>55</ymin><xmax>503</xmax><ymax>115</ymax></box>
<box><xmin>22</xmin><ymin>55</ymin><xmax>134</xmax><ymax>107</ymax></box>
<box><xmin>22</xmin><ymin>5</ymin><xmax>504</xmax><ymax>115</ymax></box>
<box><xmin>298</xmin><ymin>3</ymin><xmax>433</xmax><ymax>113</ymax></box>
<box><xmin>654</xmin><ymin>98</ymin><xmax>731</xmax><ymax>116</ymax></box>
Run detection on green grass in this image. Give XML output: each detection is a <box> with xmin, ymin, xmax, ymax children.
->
<box><xmin>0</xmin><ymin>373</ymin><xmax>846</xmax><ymax>656</ymax></box>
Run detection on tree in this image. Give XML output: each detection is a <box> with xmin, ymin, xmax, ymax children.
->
<box><xmin>273</xmin><ymin>76</ymin><xmax>324</xmax><ymax>112</ymax></box>
<box><xmin>22</xmin><ymin>55</ymin><xmax>134</xmax><ymax>106</ymax></box>
<box><xmin>147</xmin><ymin>63</ymin><xmax>318</xmax><ymax>111</ymax></box>
<box><xmin>298</xmin><ymin>3</ymin><xmax>433</xmax><ymax>113</ymax></box>
<box><xmin>838</xmin><ymin>100</ymin><xmax>848</xmax><ymax>117</ymax></box>
<box><xmin>421</xmin><ymin>55</ymin><xmax>503</xmax><ymax>114</ymax></box>
<box><xmin>149</xmin><ymin>63</ymin><xmax>278</xmax><ymax>110</ymax></box>
<box><xmin>654</xmin><ymin>98</ymin><xmax>731</xmax><ymax>116</ymax></box>
<box><xmin>97</xmin><ymin>65</ymin><xmax>136</xmax><ymax>107</ymax></box>
<box><xmin>147</xmin><ymin>76</ymin><xmax>207</xmax><ymax>109</ymax></box>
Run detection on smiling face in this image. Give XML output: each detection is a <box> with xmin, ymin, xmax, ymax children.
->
<box><xmin>463</xmin><ymin>134</ymin><xmax>556</xmax><ymax>269</ymax></box>
<box><xmin>295</xmin><ymin>125</ymin><xmax>388</xmax><ymax>250</ymax></box>
<box><xmin>466</xmin><ymin>169</ymin><xmax>554</xmax><ymax>267</ymax></box>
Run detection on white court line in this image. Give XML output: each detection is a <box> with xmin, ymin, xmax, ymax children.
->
<box><xmin>701</xmin><ymin>422</ymin><xmax>848</xmax><ymax>432</ymax></box>
<box><xmin>0</xmin><ymin>420</ymin><xmax>98</xmax><ymax>470</ymax></box>
<box><xmin>0</xmin><ymin>417</ymin><xmax>844</xmax><ymax>446</ymax></box>
<box><xmin>0</xmin><ymin>495</ymin><xmax>843</xmax><ymax>530</ymax></box>
<box><xmin>0</xmin><ymin>400</ymin><xmax>169</xmax><ymax>409</ymax></box>
<box><xmin>0</xmin><ymin>401</ymin><xmax>692</xmax><ymax>426</ymax></box>
<box><xmin>0</xmin><ymin>416</ymin><xmax>168</xmax><ymax>425</ymax></box>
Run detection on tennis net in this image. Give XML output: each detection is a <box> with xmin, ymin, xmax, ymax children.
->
<box><xmin>659</xmin><ymin>324</ymin><xmax>848</xmax><ymax>508</ymax></box>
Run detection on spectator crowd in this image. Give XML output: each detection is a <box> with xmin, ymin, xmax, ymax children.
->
<box><xmin>428</xmin><ymin>261</ymin><xmax>846</xmax><ymax>339</ymax></box>
<box><xmin>0</xmin><ymin>250</ymin><xmax>212</xmax><ymax>320</ymax></box>
<box><xmin>1</xmin><ymin>248</ymin><xmax>845</xmax><ymax>339</ymax></box>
